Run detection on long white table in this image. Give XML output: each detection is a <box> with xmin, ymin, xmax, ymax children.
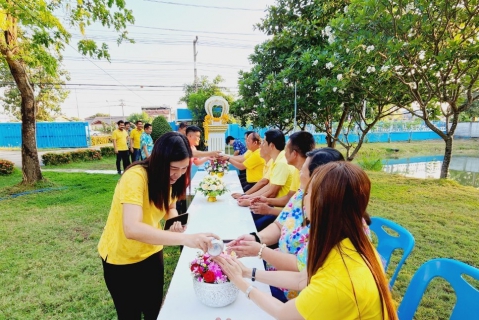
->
<box><xmin>158</xmin><ymin>171</ymin><xmax>274</xmax><ymax>320</ymax></box>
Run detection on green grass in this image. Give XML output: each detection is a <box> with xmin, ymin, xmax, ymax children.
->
<box><xmin>43</xmin><ymin>156</ymin><xmax>117</xmax><ymax>171</ymax></box>
<box><xmin>1</xmin><ymin>144</ymin><xmax>478</xmax><ymax>319</ymax></box>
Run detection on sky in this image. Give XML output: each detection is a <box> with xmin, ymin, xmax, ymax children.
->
<box><xmin>55</xmin><ymin>0</ymin><xmax>276</xmax><ymax>119</ymax></box>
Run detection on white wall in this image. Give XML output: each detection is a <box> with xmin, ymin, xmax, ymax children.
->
<box><xmin>455</xmin><ymin>122</ymin><xmax>479</xmax><ymax>138</ymax></box>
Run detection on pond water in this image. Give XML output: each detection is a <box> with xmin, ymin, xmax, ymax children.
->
<box><xmin>382</xmin><ymin>155</ymin><xmax>479</xmax><ymax>188</ymax></box>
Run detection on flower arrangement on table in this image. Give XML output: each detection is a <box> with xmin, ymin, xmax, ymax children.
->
<box><xmin>190</xmin><ymin>252</ymin><xmax>229</xmax><ymax>284</ymax></box>
<box><xmin>204</xmin><ymin>159</ymin><xmax>229</xmax><ymax>177</ymax></box>
<box><xmin>195</xmin><ymin>175</ymin><xmax>228</xmax><ymax>202</ymax></box>
<box><xmin>190</xmin><ymin>252</ymin><xmax>239</xmax><ymax>307</ymax></box>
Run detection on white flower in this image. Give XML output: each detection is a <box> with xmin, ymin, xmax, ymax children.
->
<box><xmin>283</xmin><ymin>78</ymin><xmax>288</xmax><ymax>84</ymax></box>
<box><xmin>317</xmin><ymin>101</ymin><xmax>321</xmax><ymax>106</ymax></box>
<box><xmin>366</xmin><ymin>66</ymin><xmax>376</xmax><ymax>73</ymax></box>
<box><xmin>340</xmin><ymin>103</ymin><xmax>345</xmax><ymax>108</ymax></box>
<box><xmin>312</xmin><ymin>60</ymin><xmax>318</xmax><ymax>66</ymax></box>
<box><xmin>201</xmin><ymin>183</ymin><xmax>208</xmax><ymax>190</ymax></box>
<box><xmin>327</xmin><ymin>35</ymin><xmax>336</xmax><ymax>44</ymax></box>
<box><xmin>337</xmin><ymin>74</ymin><xmax>343</xmax><ymax>81</ymax></box>
<box><xmin>338</xmin><ymin>89</ymin><xmax>344</xmax><ymax>94</ymax></box>
<box><xmin>325</xmin><ymin>62</ymin><xmax>334</xmax><ymax>69</ymax></box>
<box><xmin>259</xmin><ymin>98</ymin><xmax>264</xmax><ymax>103</ymax></box>
<box><xmin>346</xmin><ymin>48</ymin><xmax>350</xmax><ymax>53</ymax></box>
<box><xmin>333</xmin><ymin>87</ymin><xmax>337</xmax><ymax>92</ymax></box>
<box><xmin>343</xmin><ymin>6</ymin><xmax>349</xmax><ymax>13</ymax></box>
<box><xmin>209</xmin><ymin>185</ymin><xmax>217</xmax><ymax>191</ymax></box>
<box><xmin>418</xmin><ymin>50</ymin><xmax>425</xmax><ymax>60</ymax></box>
<box><xmin>366</xmin><ymin>45</ymin><xmax>375</xmax><ymax>53</ymax></box>
<box><xmin>285</xmin><ymin>119</ymin><xmax>289</xmax><ymax>123</ymax></box>
<box><xmin>350</xmin><ymin>93</ymin><xmax>354</xmax><ymax>99</ymax></box>
<box><xmin>409</xmin><ymin>82</ymin><xmax>417</xmax><ymax>90</ymax></box>
<box><xmin>380</xmin><ymin>65</ymin><xmax>390</xmax><ymax>72</ymax></box>
<box><xmin>394</xmin><ymin>65</ymin><xmax>403</xmax><ymax>71</ymax></box>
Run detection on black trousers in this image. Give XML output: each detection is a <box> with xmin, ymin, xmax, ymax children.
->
<box><xmin>116</xmin><ymin>150</ymin><xmax>131</xmax><ymax>173</ymax></box>
<box><xmin>102</xmin><ymin>251</ymin><xmax>165</xmax><ymax>320</ymax></box>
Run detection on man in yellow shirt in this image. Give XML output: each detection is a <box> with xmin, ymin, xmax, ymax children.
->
<box><xmin>250</xmin><ymin>131</ymin><xmax>315</xmax><ymax>216</ymax></box>
<box><xmin>112</xmin><ymin>120</ymin><xmax>131</xmax><ymax>174</ymax></box>
<box><xmin>129</xmin><ymin>120</ymin><xmax>144</xmax><ymax>162</ymax></box>
<box><xmin>228</xmin><ymin>132</ymin><xmax>265</xmax><ymax>192</ymax></box>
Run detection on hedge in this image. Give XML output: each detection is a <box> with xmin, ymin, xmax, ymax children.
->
<box><xmin>91</xmin><ymin>136</ymin><xmax>112</xmax><ymax>146</ymax></box>
<box><xmin>42</xmin><ymin>149</ymin><xmax>102</xmax><ymax>166</ymax></box>
<box><xmin>0</xmin><ymin>159</ymin><xmax>15</xmax><ymax>175</ymax></box>
<box><xmin>100</xmin><ymin>146</ymin><xmax>115</xmax><ymax>157</ymax></box>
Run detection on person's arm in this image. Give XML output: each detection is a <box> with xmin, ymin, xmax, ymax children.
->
<box><xmin>128</xmin><ymin>135</ymin><xmax>133</xmax><ymax>152</ymax></box>
<box><xmin>112</xmin><ymin>137</ymin><xmax>118</xmax><ymax>153</ymax></box>
<box><xmin>122</xmin><ymin>203</ymin><xmax>217</xmax><ymax>251</ymax></box>
<box><xmin>266</xmin><ymin>190</ymin><xmax>296</xmax><ymax>207</ymax></box>
<box><xmin>192</xmin><ymin>150</ymin><xmax>221</xmax><ymax>158</ymax></box>
<box><xmin>214</xmin><ymin>256</ymin><xmax>306</xmax><ymax>320</ymax></box>
<box><xmin>250</xmin><ymin>202</ymin><xmax>282</xmax><ymax>216</ymax></box>
<box><xmin>142</xmin><ymin>144</ymin><xmax>149</xmax><ymax>158</ymax></box>
<box><xmin>245</xmin><ymin>178</ymin><xmax>269</xmax><ymax>195</ymax></box>
<box><xmin>228</xmin><ymin>156</ymin><xmax>246</xmax><ymax>170</ymax></box>
<box><xmin>228</xmin><ymin>154</ymin><xmax>246</xmax><ymax>163</ymax></box>
<box><xmin>261</xmin><ymin>184</ymin><xmax>282</xmax><ymax>198</ymax></box>
<box><xmin>258</xmin><ymin>221</ymin><xmax>281</xmax><ymax>245</ymax></box>
<box><xmin>233</xmin><ymin>150</ymin><xmax>239</xmax><ymax>156</ymax></box>
<box><xmin>245</xmin><ymin>184</ymin><xmax>271</xmax><ymax>198</ymax></box>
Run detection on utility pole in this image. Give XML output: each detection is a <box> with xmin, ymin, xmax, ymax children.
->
<box><xmin>119</xmin><ymin>99</ymin><xmax>125</xmax><ymax>118</ymax></box>
<box><xmin>193</xmin><ymin>36</ymin><xmax>198</xmax><ymax>92</ymax></box>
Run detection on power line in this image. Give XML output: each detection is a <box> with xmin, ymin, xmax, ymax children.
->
<box><xmin>130</xmin><ymin>25</ymin><xmax>263</xmax><ymax>36</ymax></box>
<box><xmin>11</xmin><ymin>1</ymin><xmax>155</xmax><ymax>105</ymax></box>
<box><xmin>144</xmin><ymin>0</ymin><xmax>266</xmax><ymax>12</ymax></box>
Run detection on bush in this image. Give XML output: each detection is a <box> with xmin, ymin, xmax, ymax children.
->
<box><xmin>356</xmin><ymin>150</ymin><xmax>384</xmax><ymax>171</ymax></box>
<box><xmin>151</xmin><ymin>116</ymin><xmax>173</xmax><ymax>141</ymax></box>
<box><xmin>91</xmin><ymin>136</ymin><xmax>112</xmax><ymax>146</ymax></box>
<box><xmin>0</xmin><ymin>159</ymin><xmax>15</xmax><ymax>175</ymax></box>
<box><xmin>42</xmin><ymin>149</ymin><xmax>102</xmax><ymax>166</ymax></box>
<box><xmin>100</xmin><ymin>146</ymin><xmax>115</xmax><ymax>157</ymax></box>
<box><xmin>42</xmin><ymin>153</ymin><xmax>72</xmax><ymax>166</ymax></box>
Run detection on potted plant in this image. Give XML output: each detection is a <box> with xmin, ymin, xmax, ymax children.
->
<box><xmin>195</xmin><ymin>175</ymin><xmax>228</xmax><ymax>202</ymax></box>
<box><xmin>204</xmin><ymin>159</ymin><xmax>229</xmax><ymax>177</ymax></box>
<box><xmin>190</xmin><ymin>252</ymin><xmax>239</xmax><ymax>307</ymax></box>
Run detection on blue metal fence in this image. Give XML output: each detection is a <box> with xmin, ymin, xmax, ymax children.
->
<box><xmin>0</xmin><ymin>122</ymin><xmax>89</xmax><ymax>148</ymax></box>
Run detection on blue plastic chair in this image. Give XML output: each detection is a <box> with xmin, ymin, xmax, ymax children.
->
<box><xmin>398</xmin><ymin>258</ymin><xmax>479</xmax><ymax>320</ymax></box>
<box><xmin>369</xmin><ymin>217</ymin><xmax>415</xmax><ymax>287</ymax></box>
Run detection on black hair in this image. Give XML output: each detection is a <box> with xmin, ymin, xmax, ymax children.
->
<box><xmin>136</xmin><ymin>120</ymin><xmax>143</xmax><ymax>125</ymax></box>
<box><xmin>124</xmin><ymin>121</ymin><xmax>130</xmax><ymax>125</ymax></box>
<box><xmin>306</xmin><ymin>147</ymin><xmax>345</xmax><ymax>176</ymax></box>
<box><xmin>144</xmin><ymin>123</ymin><xmax>152</xmax><ymax>130</ymax></box>
<box><xmin>117</xmin><ymin>120</ymin><xmax>124</xmax><ymax>125</ymax></box>
<box><xmin>264</xmin><ymin>129</ymin><xmax>286</xmax><ymax>151</ymax></box>
<box><xmin>226</xmin><ymin>136</ymin><xmax>235</xmax><ymax>144</ymax></box>
<box><xmin>127</xmin><ymin>132</ymin><xmax>192</xmax><ymax>211</ymax></box>
<box><xmin>186</xmin><ymin>125</ymin><xmax>201</xmax><ymax>135</ymax></box>
<box><xmin>289</xmin><ymin>131</ymin><xmax>315</xmax><ymax>158</ymax></box>
<box><xmin>178</xmin><ymin>122</ymin><xmax>188</xmax><ymax>129</ymax></box>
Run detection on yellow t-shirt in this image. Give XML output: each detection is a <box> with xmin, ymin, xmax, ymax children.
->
<box><xmin>270</xmin><ymin>151</ymin><xmax>293</xmax><ymax>198</ymax></box>
<box><xmin>295</xmin><ymin>238</ymin><xmax>389</xmax><ymax>320</ymax></box>
<box><xmin>243</xmin><ymin>148</ymin><xmax>265</xmax><ymax>183</ymax></box>
<box><xmin>112</xmin><ymin>129</ymin><xmax>128</xmax><ymax>151</ymax></box>
<box><xmin>262</xmin><ymin>159</ymin><xmax>273</xmax><ymax>180</ymax></box>
<box><xmin>289</xmin><ymin>167</ymin><xmax>300</xmax><ymax>192</ymax></box>
<box><xmin>98</xmin><ymin>165</ymin><xmax>173</xmax><ymax>265</ymax></box>
<box><xmin>130</xmin><ymin>128</ymin><xmax>144</xmax><ymax>149</ymax></box>
<box><xmin>242</xmin><ymin>149</ymin><xmax>252</xmax><ymax>160</ymax></box>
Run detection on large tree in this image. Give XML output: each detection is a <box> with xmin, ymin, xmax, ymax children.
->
<box><xmin>0</xmin><ymin>0</ymin><xmax>134</xmax><ymax>184</ymax></box>
<box><xmin>328</xmin><ymin>0</ymin><xmax>479</xmax><ymax>178</ymax></box>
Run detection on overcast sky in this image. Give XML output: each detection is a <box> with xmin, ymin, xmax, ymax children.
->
<box><xmin>55</xmin><ymin>0</ymin><xmax>276</xmax><ymax>119</ymax></box>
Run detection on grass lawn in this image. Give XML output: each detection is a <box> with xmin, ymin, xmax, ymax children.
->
<box><xmin>1</xmin><ymin>142</ymin><xmax>478</xmax><ymax>319</ymax></box>
<box><xmin>43</xmin><ymin>156</ymin><xmax>118</xmax><ymax>171</ymax></box>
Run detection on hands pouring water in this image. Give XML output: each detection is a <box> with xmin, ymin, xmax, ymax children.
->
<box><xmin>224</xmin><ymin>234</ymin><xmax>264</xmax><ymax>258</ymax></box>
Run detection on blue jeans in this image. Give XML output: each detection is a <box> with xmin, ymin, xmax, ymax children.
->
<box><xmin>132</xmin><ymin>148</ymin><xmax>141</xmax><ymax>162</ymax></box>
<box><xmin>252</xmin><ymin>213</ymin><xmax>277</xmax><ymax>232</ymax></box>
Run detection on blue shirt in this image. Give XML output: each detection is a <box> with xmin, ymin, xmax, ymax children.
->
<box><xmin>140</xmin><ymin>132</ymin><xmax>154</xmax><ymax>159</ymax></box>
<box><xmin>232</xmin><ymin>140</ymin><xmax>247</xmax><ymax>155</ymax></box>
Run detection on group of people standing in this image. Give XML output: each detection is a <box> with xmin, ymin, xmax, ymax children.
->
<box><xmin>111</xmin><ymin>120</ymin><xmax>154</xmax><ymax>174</ymax></box>
<box><xmin>99</xmin><ymin>124</ymin><xmax>397</xmax><ymax>320</ymax></box>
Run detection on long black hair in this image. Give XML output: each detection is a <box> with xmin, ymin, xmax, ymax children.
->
<box><xmin>127</xmin><ymin>132</ymin><xmax>192</xmax><ymax>211</ymax></box>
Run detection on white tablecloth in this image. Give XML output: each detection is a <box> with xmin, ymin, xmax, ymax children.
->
<box><xmin>158</xmin><ymin>171</ymin><xmax>274</xmax><ymax>320</ymax></box>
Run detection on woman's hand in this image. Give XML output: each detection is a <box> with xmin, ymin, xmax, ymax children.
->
<box><xmin>213</xmin><ymin>255</ymin><xmax>249</xmax><ymax>285</ymax></box>
<box><xmin>168</xmin><ymin>221</ymin><xmax>186</xmax><ymax>233</ymax></box>
<box><xmin>250</xmin><ymin>202</ymin><xmax>272</xmax><ymax>215</ymax></box>
<box><xmin>250</xmin><ymin>196</ymin><xmax>268</xmax><ymax>205</ymax></box>
<box><xmin>237</xmin><ymin>199</ymin><xmax>251</xmax><ymax>207</ymax></box>
<box><xmin>184</xmin><ymin>233</ymin><xmax>220</xmax><ymax>252</ymax></box>
<box><xmin>226</xmin><ymin>234</ymin><xmax>255</xmax><ymax>248</ymax></box>
<box><xmin>228</xmin><ymin>240</ymin><xmax>263</xmax><ymax>258</ymax></box>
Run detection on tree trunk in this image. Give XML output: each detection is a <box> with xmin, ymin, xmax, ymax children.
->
<box><xmin>441</xmin><ymin>136</ymin><xmax>453</xmax><ymax>179</ymax></box>
<box><xmin>6</xmin><ymin>57</ymin><xmax>43</xmax><ymax>184</ymax></box>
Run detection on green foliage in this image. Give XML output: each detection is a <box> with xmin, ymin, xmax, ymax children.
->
<box><xmin>180</xmin><ymin>75</ymin><xmax>234</xmax><ymax>121</ymax></box>
<box><xmin>87</xmin><ymin>113</ymin><xmax>110</xmax><ymax>118</ymax></box>
<box><xmin>42</xmin><ymin>149</ymin><xmax>102</xmax><ymax>166</ymax></box>
<box><xmin>100</xmin><ymin>146</ymin><xmax>115</xmax><ymax>157</ymax></box>
<box><xmin>0</xmin><ymin>159</ymin><xmax>15</xmax><ymax>175</ymax></box>
<box><xmin>151</xmin><ymin>116</ymin><xmax>172</xmax><ymax>141</ymax></box>
<box><xmin>356</xmin><ymin>151</ymin><xmax>384</xmax><ymax>171</ymax></box>
<box><xmin>127</xmin><ymin>112</ymin><xmax>154</xmax><ymax>126</ymax></box>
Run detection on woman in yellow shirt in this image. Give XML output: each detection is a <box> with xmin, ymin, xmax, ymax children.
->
<box><xmin>215</xmin><ymin>162</ymin><xmax>397</xmax><ymax>320</ymax></box>
<box><xmin>98</xmin><ymin>132</ymin><xmax>218</xmax><ymax>320</ymax></box>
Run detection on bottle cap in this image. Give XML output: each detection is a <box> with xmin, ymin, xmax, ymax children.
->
<box><xmin>208</xmin><ymin>239</ymin><xmax>224</xmax><ymax>256</ymax></box>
